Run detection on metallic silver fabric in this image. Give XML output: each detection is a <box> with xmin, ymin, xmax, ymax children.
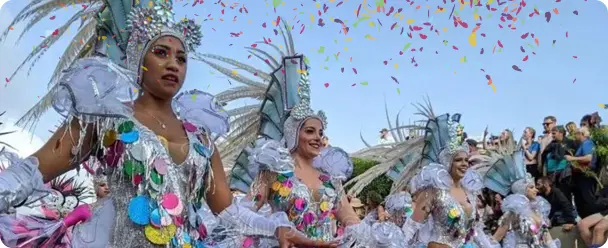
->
<box><xmin>71</xmin><ymin>197</ymin><xmax>116</xmax><ymax>248</ymax></box>
<box><xmin>105</xmin><ymin>116</ymin><xmax>212</xmax><ymax>247</ymax></box>
<box><xmin>426</xmin><ymin>189</ymin><xmax>478</xmax><ymax>247</ymax></box>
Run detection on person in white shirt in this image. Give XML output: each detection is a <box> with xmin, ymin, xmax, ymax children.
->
<box><xmin>378</xmin><ymin>128</ymin><xmax>395</xmax><ymax>145</ymax></box>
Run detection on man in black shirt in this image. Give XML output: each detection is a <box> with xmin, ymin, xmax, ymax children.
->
<box><xmin>536</xmin><ymin>176</ymin><xmax>576</xmax><ymax>231</ymax></box>
<box><xmin>541</xmin><ymin>126</ymin><xmax>577</xmax><ymax>204</ymax></box>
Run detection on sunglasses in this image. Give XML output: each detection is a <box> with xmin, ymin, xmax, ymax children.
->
<box><xmin>543</xmin><ymin>122</ymin><xmax>552</xmax><ymax>126</ymax></box>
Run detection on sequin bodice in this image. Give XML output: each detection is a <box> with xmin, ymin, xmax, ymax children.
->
<box><xmin>427</xmin><ymin>189</ymin><xmax>477</xmax><ymax>247</ymax></box>
<box><xmin>103</xmin><ymin>117</ymin><xmax>214</xmax><ymax>247</ymax></box>
<box><xmin>504</xmin><ymin>215</ymin><xmax>551</xmax><ymax>248</ymax></box>
<box><xmin>260</xmin><ymin>172</ymin><xmax>341</xmax><ymax>241</ymax></box>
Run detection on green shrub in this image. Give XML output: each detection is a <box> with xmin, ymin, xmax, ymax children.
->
<box><xmin>347</xmin><ymin>158</ymin><xmax>392</xmax><ymax>201</ymax></box>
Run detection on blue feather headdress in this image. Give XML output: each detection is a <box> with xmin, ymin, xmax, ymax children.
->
<box><xmin>483</xmin><ymin>150</ymin><xmax>533</xmax><ymax>196</ymax></box>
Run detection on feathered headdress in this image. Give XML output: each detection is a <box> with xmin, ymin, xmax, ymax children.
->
<box><xmin>282</xmin><ymin>71</ymin><xmax>328</xmax><ymax>152</ymax></box>
<box><xmin>3</xmin><ymin>0</ymin><xmax>202</xmax><ymax>129</ymax></box>
<box><xmin>483</xmin><ymin>151</ymin><xmax>533</xmax><ymax>196</ymax></box>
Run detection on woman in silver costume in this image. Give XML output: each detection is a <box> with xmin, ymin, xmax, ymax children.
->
<box><xmin>395</xmin><ymin>113</ymin><xmax>499</xmax><ymax>248</ymax></box>
<box><xmin>228</xmin><ymin>70</ymin><xmax>357</xmax><ymax>247</ymax></box>
<box><xmin>483</xmin><ymin>151</ymin><xmax>561</xmax><ymax>248</ymax></box>
<box><xmin>0</xmin><ymin>1</ymin><xmax>336</xmax><ymax>247</ymax></box>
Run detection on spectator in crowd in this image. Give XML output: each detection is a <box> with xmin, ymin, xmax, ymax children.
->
<box><xmin>539</xmin><ymin>116</ymin><xmax>557</xmax><ymax>175</ymax></box>
<box><xmin>537</xmin><ymin>135</ymin><xmax>544</xmax><ymax>143</ymax></box>
<box><xmin>378</xmin><ymin>128</ymin><xmax>395</xmax><ymax>145</ymax></box>
<box><xmin>580</xmin><ymin>114</ymin><xmax>592</xmax><ymax>129</ymax></box>
<box><xmin>466</xmin><ymin>139</ymin><xmax>479</xmax><ymax>155</ymax></box>
<box><xmin>536</xmin><ymin>176</ymin><xmax>576</xmax><ymax>231</ymax></box>
<box><xmin>591</xmin><ymin>112</ymin><xmax>602</xmax><ymax>129</ymax></box>
<box><xmin>322</xmin><ymin>136</ymin><xmax>329</xmax><ymax>147</ymax></box>
<box><xmin>566</xmin><ymin>121</ymin><xmax>577</xmax><ymax>139</ymax></box>
<box><xmin>522</xmin><ymin>127</ymin><xmax>541</xmax><ymax>180</ymax></box>
<box><xmin>362</xmin><ymin>191</ymin><xmax>387</xmax><ymax>224</ymax></box>
<box><xmin>349</xmin><ymin>198</ymin><xmax>366</xmax><ymax>220</ymax></box>
<box><xmin>567</xmin><ymin>127</ymin><xmax>601</xmax><ymax>218</ymax></box>
<box><xmin>541</xmin><ymin>126</ymin><xmax>577</xmax><ymax>203</ymax></box>
<box><xmin>498</xmin><ymin>129</ymin><xmax>516</xmax><ymax>151</ymax></box>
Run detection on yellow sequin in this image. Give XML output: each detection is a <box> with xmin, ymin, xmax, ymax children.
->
<box><xmin>448</xmin><ymin>208</ymin><xmax>460</xmax><ymax>219</ymax></box>
<box><xmin>102</xmin><ymin>130</ymin><xmax>117</xmax><ymax>147</ymax></box>
<box><xmin>278</xmin><ymin>186</ymin><xmax>291</xmax><ymax>197</ymax></box>
<box><xmin>272</xmin><ymin>181</ymin><xmax>282</xmax><ymax>191</ymax></box>
<box><xmin>144</xmin><ymin>224</ymin><xmax>177</xmax><ymax>244</ymax></box>
<box><xmin>183</xmin><ymin>244</ymin><xmax>192</xmax><ymax>248</ymax></box>
<box><xmin>157</xmin><ymin>135</ymin><xmax>169</xmax><ymax>149</ymax></box>
<box><xmin>320</xmin><ymin>201</ymin><xmax>330</xmax><ymax>212</ymax></box>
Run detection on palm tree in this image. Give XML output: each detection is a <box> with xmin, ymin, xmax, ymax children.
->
<box><xmin>345</xmin><ymin>98</ymin><xmax>434</xmax><ymax>196</ymax></box>
<box><xmin>0</xmin><ymin>111</ymin><xmax>18</xmax><ymax>152</ymax></box>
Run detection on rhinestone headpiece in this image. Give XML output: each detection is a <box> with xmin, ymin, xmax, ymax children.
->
<box><xmin>93</xmin><ymin>174</ymin><xmax>108</xmax><ymax>187</ymax></box>
<box><xmin>283</xmin><ymin>70</ymin><xmax>328</xmax><ymax>152</ymax></box>
<box><xmin>437</xmin><ymin>115</ymin><xmax>469</xmax><ymax>167</ymax></box>
<box><xmin>125</xmin><ymin>0</ymin><xmax>202</xmax><ymax>83</ymax></box>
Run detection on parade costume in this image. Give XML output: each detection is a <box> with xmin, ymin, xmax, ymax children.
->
<box><xmin>394</xmin><ymin>113</ymin><xmax>499</xmax><ymax>248</ymax></box>
<box><xmin>0</xmin><ymin>147</ymin><xmax>96</xmax><ymax>247</ymax></box>
<box><xmin>484</xmin><ymin>151</ymin><xmax>561</xmax><ymax>248</ymax></box>
<box><xmin>218</xmin><ymin>31</ymin><xmax>356</xmax><ymax>244</ymax></box>
<box><xmin>0</xmin><ymin>1</ymin><xmax>303</xmax><ymax>247</ymax></box>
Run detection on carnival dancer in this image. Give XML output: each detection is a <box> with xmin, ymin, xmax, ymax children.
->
<box><xmin>226</xmin><ymin>62</ymin><xmax>355</xmax><ymax>246</ymax></box>
<box><xmin>0</xmin><ymin>0</ymin><xmax>336</xmax><ymax>247</ymax></box>
<box><xmin>393</xmin><ymin>113</ymin><xmax>500</xmax><ymax>248</ymax></box>
<box><xmin>484</xmin><ymin>151</ymin><xmax>561</xmax><ymax>248</ymax></box>
<box><xmin>0</xmin><ymin>170</ymin><xmax>112</xmax><ymax>247</ymax></box>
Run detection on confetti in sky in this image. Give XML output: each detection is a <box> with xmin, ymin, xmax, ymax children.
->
<box><xmin>0</xmin><ymin>0</ymin><xmax>586</xmax><ymax>95</ymax></box>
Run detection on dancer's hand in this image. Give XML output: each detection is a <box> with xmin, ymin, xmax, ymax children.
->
<box><xmin>276</xmin><ymin>227</ymin><xmax>339</xmax><ymax>248</ymax></box>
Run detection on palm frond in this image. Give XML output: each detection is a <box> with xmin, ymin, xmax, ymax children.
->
<box><xmin>47</xmin><ymin>19</ymin><xmax>98</xmax><ymax>88</ymax></box>
<box><xmin>215</xmin><ymin>86</ymin><xmax>265</xmax><ymax>103</ymax></box>
<box><xmin>6</xmin><ymin>7</ymin><xmax>101</xmax><ymax>83</ymax></box>
<box><xmin>0</xmin><ymin>0</ymin><xmax>101</xmax><ymax>43</ymax></box>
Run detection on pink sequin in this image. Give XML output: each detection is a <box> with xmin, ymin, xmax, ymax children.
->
<box><xmin>183</xmin><ymin>121</ymin><xmax>198</xmax><ymax>132</ymax></box>
<box><xmin>242</xmin><ymin>237</ymin><xmax>254</xmax><ymax>248</ymax></box>
<box><xmin>294</xmin><ymin>198</ymin><xmax>306</xmax><ymax>211</ymax></box>
<box><xmin>303</xmin><ymin>212</ymin><xmax>315</xmax><ymax>225</ymax></box>
<box><xmin>161</xmin><ymin>193</ymin><xmax>179</xmax><ymax>209</ymax></box>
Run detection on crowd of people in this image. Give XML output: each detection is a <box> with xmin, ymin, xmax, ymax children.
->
<box><xmin>352</xmin><ymin>112</ymin><xmax>608</xmax><ymax>247</ymax></box>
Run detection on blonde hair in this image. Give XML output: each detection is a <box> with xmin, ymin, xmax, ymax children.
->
<box><xmin>577</xmin><ymin>127</ymin><xmax>590</xmax><ymax>137</ymax></box>
<box><xmin>525</xmin><ymin>127</ymin><xmax>536</xmax><ymax>139</ymax></box>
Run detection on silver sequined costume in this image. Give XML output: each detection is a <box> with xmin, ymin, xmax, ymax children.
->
<box><xmin>483</xmin><ymin>151</ymin><xmax>561</xmax><ymax>248</ymax></box>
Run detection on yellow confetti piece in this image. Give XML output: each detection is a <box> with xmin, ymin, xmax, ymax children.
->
<box><xmin>231</xmin><ymin>70</ymin><xmax>237</xmax><ymax>75</ymax></box>
<box><xmin>248</xmin><ymin>20</ymin><xmax>252</xmax><ymax>24</ymax></box>
<box><xmin>394</xmin><ymin>64</ymin><xmax>399</xmax><ymax>69</ymax></box>
<box><xmin>316</xmin><ymin>2</ymin><xmax>321</xmax><ymax>8</ymax></box>
<box><xmin>468</xmin><ymin>32</ymin><xmax>477</xmax><ymax>47</ymax></box>
<box><xmin>345</xmin><ymin>37</ymin><xmax>353</xmax><ymax>42</ymax></box>
<box><xmin>344</xmin><ymin>47</ymin><xmax>348</xmax><ymax>51</ymax></box>
<box><xmin>490</xmin><ymin>84</ymin><xmax>497</xmax><ymax>92</ymax></box>
<box><xmin>443</xmin><ymin>28</ymin><xmax>448</xmax><ymax>32</ymax></box>
<box><xmin>406</xmin><ymin>19</ymin><xmax>415</xmax><ymax>25</ymax></box>
<box><xmin>598</xmin><ymin>104</ymin><xmax>606</xmax><ymax>109</ymax></box>
<box><xmin>474</xmin><ymin>13</ymin><xmax>480</xmax><ymax>20</ymax></box>
<box><xmin>148</xmin><ymin>1</ymin><xmax>153</xmax><ymax>7</ymax></box>
<box><xmin>368</xmin><ymin>21</ymin><xmax>376</xmax><ymax>27</ymax></box>
<box><xmin>296</xmin><ymin>69</ymin><xmax>307</xmax><ymax>74</ymax></box>
<box><xmin>101</xmin><ymin>36</ymin><xmax>107</xmax><ymax>40</ymax></box>
<box><xmin>271</xmin><ymin>21</ymin><xmax>277</xmax><ymax>26</ymax></box>
<box><xmin>141</xmin><ymin>66</ymin><xmax>148</xmax><ymax>71</ymax></box>
<box><xmin>310</xmin><ymin>14</ymin><xmax>315</xmax><ymax>23</ymax></box>
<box><xmin>364</xmin><ymin>34</ymin><xmax>376</xmax><ymax>40</ymax></box>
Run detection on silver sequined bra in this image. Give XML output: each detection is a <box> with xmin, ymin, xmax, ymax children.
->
<box><xmin>100</xmin><ymin>116</ymin><xmax>215</xmax><ymax>247</ymax></box>
<box><xmin>427</xmin><ymin>189</ymin><xmax>478</xmax><ymax>247</ymax></box>
<box><xmin>258</xmin><ymin>172</ymin><xmax>341</xmax><ymax>242</ymax></box>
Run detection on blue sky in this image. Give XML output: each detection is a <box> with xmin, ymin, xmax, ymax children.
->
<box><xmin>0</xmin><ymin>0</ymin><xmax>607</xmax><ymax>153</ymax></box>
